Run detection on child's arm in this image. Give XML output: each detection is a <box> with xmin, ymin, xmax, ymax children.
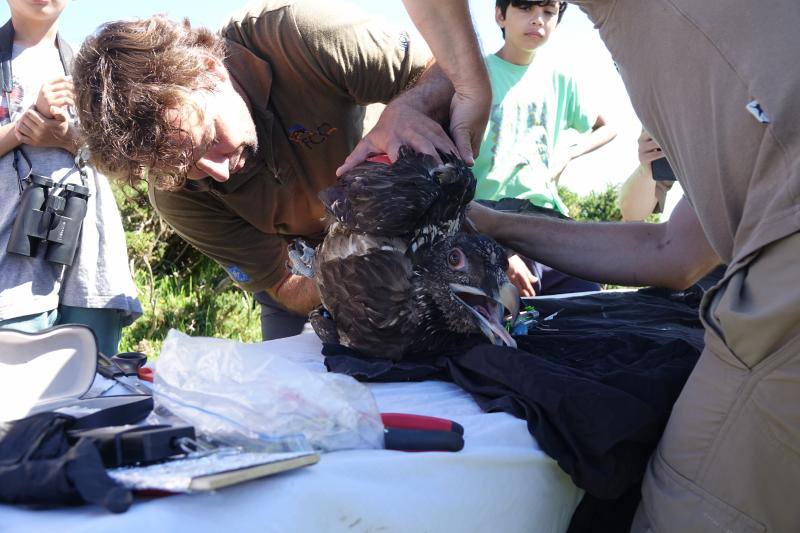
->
<box><xmin>618</xmin><ymin>164</ymin><xmax>658</xmax><ymax>221</ymax></box>
<box><xmin>507</xmin><ymin>253</ymin><xmax>539</xmax><ymax>297</ymax></box>
<box><xmin>1</xmin><ymin>76</ymin><xmax>79</xmax><ymax>157</ymax></box>
<box><xmin>14</xmin><ymin>76</ymin><xmax>79</xmax><ymax>154</ymax></box>
<box><xmin>15</xmin><ymin>106</ymin><xmax>78</xmax><ymax>154</ymax></box>
<box><xmin>0</xmin><ymin>120</ymin><xmax>22</xmax><ymax>158</ymax></box>
<box><xmin>567</xmin><ymin>114</ymin><xmax>615</xmax><ymax>161</ymax></box>
<box><xmin>550</xmin><ymin>114</ymin><xmax>615</xmax><ymax>183</ymax></box>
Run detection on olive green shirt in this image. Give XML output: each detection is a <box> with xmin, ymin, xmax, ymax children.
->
<box><xmin>149</xmin><ymin>0</ymin><xmax>429</xmax><ymax>292</ymax></box>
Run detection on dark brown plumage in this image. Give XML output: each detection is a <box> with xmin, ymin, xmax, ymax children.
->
<box><xmin>309</xmin><ymin>148</ymin><xmax>519</xmax><ymax>360</ymax></box>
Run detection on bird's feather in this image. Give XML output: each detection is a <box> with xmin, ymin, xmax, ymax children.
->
<box><xmin>311</xmin><ymin>147</ymin><xmax>517</xmax><ymax>360</ymax></box>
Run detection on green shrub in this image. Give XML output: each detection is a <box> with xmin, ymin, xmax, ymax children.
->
<box><xmin>558</xmin><ymin>184</ymin><xmax>623</xmax><ymax>222</ymax></box>
<box><xmin>115</xmin><ymin>183</ymin><xmax>261</xmax><ymax>358</ymax></box>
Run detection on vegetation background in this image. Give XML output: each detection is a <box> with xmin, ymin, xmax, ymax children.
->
<box><xmin>116</xmin><ymin>181</ymin><xmax>629</xmax><ymax>357</ymax></box>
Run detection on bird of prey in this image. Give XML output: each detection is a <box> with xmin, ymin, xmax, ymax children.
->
<box><xmin>293</xmin><ymin>148</ymin><xmax>519</xmax><ymax>361</ymax></box>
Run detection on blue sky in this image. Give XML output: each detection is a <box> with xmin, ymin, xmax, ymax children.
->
<box><xmin>0</xmin><ymin>0</ymin><xmax>640</xmax><ymax>192</ymax></box>
<box><xmin>3</xmin><ymin>0</ymin><xmax>553</xmax><ymax>51</ymax></box>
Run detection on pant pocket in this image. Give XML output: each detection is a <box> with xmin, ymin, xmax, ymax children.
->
<box><xmin>712</xmin><ymin>234</ymin><xmax>800</xmax><ymax>369</ymax></box>
<box><xmin>750</xmin><ymin>340</ymin><xmax>800</xmax><ymax>463</ymax></box>
<box><xmin>697</xmin><ymin>348</ymin><xmax>800</xmax><ymax>533</ymax></box>
<box><xmin>635</xmin><ymin>450</ymin><xmax>766</xmax><ymax>533</ymax></box>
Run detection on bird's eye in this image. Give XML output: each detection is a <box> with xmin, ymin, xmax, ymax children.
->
<box><xmin>447</xmin><ymin>248</ymin><xmax>465</xmax><ymax>269</ymax></box>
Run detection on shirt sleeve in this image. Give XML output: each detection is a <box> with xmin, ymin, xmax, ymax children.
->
<box><xmin>149</xmin><ymin>185</ymin><xmax>290</xmax><ymax>294</ymax></box>
<box><xmin>563</xmin><ymin>74</ymin><xmax>598</xmax><ymax>134</ymax></box>
<box><xmin>222</xmin><ymin>1</ymin><xmax>431</xmax><ymax>106</ymax></box>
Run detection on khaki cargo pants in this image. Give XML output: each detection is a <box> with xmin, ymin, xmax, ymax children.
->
<box><xmin>633</xmin><ymin>232</ymin><xmax>800</xmax><ymax>532</ymax></box>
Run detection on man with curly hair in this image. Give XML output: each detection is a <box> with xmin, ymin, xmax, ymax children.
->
<box><xmin>74</xmin><ymin>1</ymin><xmax>465</xmax><ymax>339</ymax></box>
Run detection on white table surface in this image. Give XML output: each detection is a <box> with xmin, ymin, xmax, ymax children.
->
<box><xmin>1</xmin><ymin>332</ymin><xmax>583</xmax><ymax>533</ymax></box>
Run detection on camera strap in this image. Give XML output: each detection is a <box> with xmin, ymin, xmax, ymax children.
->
<box><xmin>11</xmin><ymin>145</ymin><xmax>31</xmax><ymax>194</ymax></box>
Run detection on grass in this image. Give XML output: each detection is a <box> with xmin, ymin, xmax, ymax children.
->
<box><xmin>115</xmin><ymin>183</ymin><xmax>261</xmax><ymax>358</ymax></box>
<box><xmin>119</xmin><ymin>258</ymin><xmax>262</xmax><ymax>357</ymax></box>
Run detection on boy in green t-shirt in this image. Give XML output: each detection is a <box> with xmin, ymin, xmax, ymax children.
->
<box><xmin>474</xmin><ymin>0</ymin><xmax>615</xmax><ymax>296</ymax></box>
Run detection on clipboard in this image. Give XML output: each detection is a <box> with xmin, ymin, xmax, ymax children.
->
<box><xmin>109</xmin><ymin>449</ymin><xmax>320</xmax><ymax>493</ymax></box>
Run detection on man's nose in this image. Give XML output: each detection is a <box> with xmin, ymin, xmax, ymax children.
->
<box><xmin>195</xmin><ymin>154</ymin><xmax>231</xmax><ymax>182</ymax></box>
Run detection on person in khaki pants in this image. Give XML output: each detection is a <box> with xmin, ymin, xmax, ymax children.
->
<box><xmin>466</xmin><ymin>1</ymin><xmax>800</xmax><ymax>531</ymax></box>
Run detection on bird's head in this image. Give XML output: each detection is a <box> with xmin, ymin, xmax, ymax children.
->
<box><xmin>413</xmin><ymin>233</ymin><xmax>520</xmax><ymax>348</ymax></box>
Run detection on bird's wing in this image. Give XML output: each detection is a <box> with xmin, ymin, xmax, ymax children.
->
<box><xmin>316</xmin><ymin>239</ymin><xmax>418</xmax><ymax>360</ymax></box>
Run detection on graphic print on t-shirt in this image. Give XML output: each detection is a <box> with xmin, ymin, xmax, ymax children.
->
<box><xmin>0</xmin><ymin>81</ymin><xmax>24</xmax><ymax>124</ymax></box>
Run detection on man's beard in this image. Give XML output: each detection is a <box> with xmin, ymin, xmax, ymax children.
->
<box><xmin>234</xmin><ymin>136</ymin><xmax>259</xmax><ymax>175</ymax></box>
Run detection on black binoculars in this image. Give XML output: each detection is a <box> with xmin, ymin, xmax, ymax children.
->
<box><xmin>6</xmin><ymin>174</ymin><xmax>90</xmax><ymax>266</ymax></box>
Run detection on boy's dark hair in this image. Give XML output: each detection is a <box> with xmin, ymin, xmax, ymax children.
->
<box><xmin>496</xmin><ymin>1</ymin><xmax>568</xmax><ymax>37</ymax></box>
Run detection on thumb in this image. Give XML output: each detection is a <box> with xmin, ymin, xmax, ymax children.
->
<box><xmin>50</xmin><ymin>105</ymin><xmax>68</xmax><ymax>121</ymax></box>
<box><xmin>451</xmin><ymin>125</ymin><xmax>474</xmax><ymax>166</ymax></box>
<box><xmin>336</xmin><ymin>138</ymin><xmax>373</xmax><ymax>176</ymax></box>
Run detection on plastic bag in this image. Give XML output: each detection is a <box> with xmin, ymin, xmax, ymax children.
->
<box><xmin>150</xmin><ymin>330</ymin><xmax>384</xmax><ymax>452</ymax></box>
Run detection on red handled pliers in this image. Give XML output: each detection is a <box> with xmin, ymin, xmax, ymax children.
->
<box><xmin>381</xmin><ymin>413</ymin><xmax>464</xmax><ymax>452</ymax></box>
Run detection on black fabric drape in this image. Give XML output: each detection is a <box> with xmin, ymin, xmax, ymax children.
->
<box><xmin>325</xmin><ymin>289</ymin><xmax>706</xmax><ymax>532</ymax></box>
<box><xmin>0</xmin><ymin>412</ymin><xmax>132</xmax><ymax>513</ymax></box>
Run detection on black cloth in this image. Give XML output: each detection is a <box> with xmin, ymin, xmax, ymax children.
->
<box><xmin>325</xmin><ymin>289</ymin><xmax>705</xmax><ymax>531</ymax></box>
<box><xmin>0</xmin><ymin>412</ymin><xmax>131</xmax><ymax>513</ymax></box>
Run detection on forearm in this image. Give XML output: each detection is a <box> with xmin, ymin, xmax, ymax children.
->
<box><xmin>0</xmin><ymin>121</ymin><xmax>21</xmax><ymax>157</ymax></box>
<box><xmin>391</xmin><ymin>63</ymin><xmax>453</xmax><ymax>124</ymax></box>
<box><xmin>569</xmin><ymin>117</ymin><xmax>615</xmax><ymax>161</ymax></box>
<box><xmin>493</xmin><ymin>215</ymin><xmax>668</xmax><ymax>286</ymax></box>
<box><xmin>56</xmin><ymin>124</ymin><xmax>80</xmax><ymax>155</ymax></box>
<box><xmin>269</xmin><ymin>274</ymin><xmax>321</xmax><ymax>315</ymax></box>
<box><xmin>618</xmin><ymin>165</ymin><xmax>658</xmax><ymax>221</ymax></box>
<box><xmin>401</xmin><ymin>0</ymin><xmax>489</xmax><ymax>97</ymax></box>
<box><xmin>336</xmin><ymin>61</ymin><xmax>458</xmax><ymax>174</ymax></box>
<box><xmin>471</xmin><ymin>198</ymin><xmax>719</xmax><ymax>290</ymax></box>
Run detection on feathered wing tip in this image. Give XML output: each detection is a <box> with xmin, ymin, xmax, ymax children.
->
<box><xmin>316</xmin><ymin>247</ymin><xmax>416</xmax><ymax>360</ymax></box>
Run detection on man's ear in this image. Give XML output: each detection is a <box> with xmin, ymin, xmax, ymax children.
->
<box><xmin>202</xmin><ymin>54</ymin><xmax>229</xmax><ymax>83</ymax></box>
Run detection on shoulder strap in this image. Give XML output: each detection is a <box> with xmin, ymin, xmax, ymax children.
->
<box><xmin>0</xmin><ymin>19</ymin><xmax>14</xmax><ymax>93</ymax></box>
<box><xmin>55</xmin><ymin>33</ymin><xmax>73</xmax><ymax>75</ymax></box>
<box><xmin>69</xmin><ymin>396</ymin><xmax>154</xmax><ymax>430</ymax></box>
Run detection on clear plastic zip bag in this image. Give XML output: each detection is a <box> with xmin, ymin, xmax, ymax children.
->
<box><xmin>149</xmin><ymin>330</ymin><xmax>384</xmax><ymax>453</ymax></box>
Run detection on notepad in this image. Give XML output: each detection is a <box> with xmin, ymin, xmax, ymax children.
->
<box><xmin>109</xmin><ymin>449</ymin><xmax>320</xmax><ymax>493</ymax></box>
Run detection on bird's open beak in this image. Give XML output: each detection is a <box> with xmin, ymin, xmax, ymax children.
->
<box><xmin>450</xmin><ymin>282</ymin><xmax>520</xmax><ymax>348</ymax></box>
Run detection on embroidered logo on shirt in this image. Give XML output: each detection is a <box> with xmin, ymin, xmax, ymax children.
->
<box><xmin>746</xmin><ymin>100</ymin><xmax>770</xmax><ymax>124</ymax></box>
<box><xmin>224</xmin><ymin>265</ymin><xmax>251</xmax><ymax>283</ymax></box>
<box><xmin>288</xmin><ymin>123</ymin><xmax>338</xmax><ymax>149</ymax></box>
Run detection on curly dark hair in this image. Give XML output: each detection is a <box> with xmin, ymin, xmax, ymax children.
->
<box><xmin>73</xmin><ymin>16</ymin><xmax>226</xmax><ymax>191</ymax></box>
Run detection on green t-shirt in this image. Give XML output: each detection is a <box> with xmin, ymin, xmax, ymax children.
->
<box><xmin>472</xmin><ymin>53</ymin><xmax>597</xmax><ymax>215</ymax></box>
